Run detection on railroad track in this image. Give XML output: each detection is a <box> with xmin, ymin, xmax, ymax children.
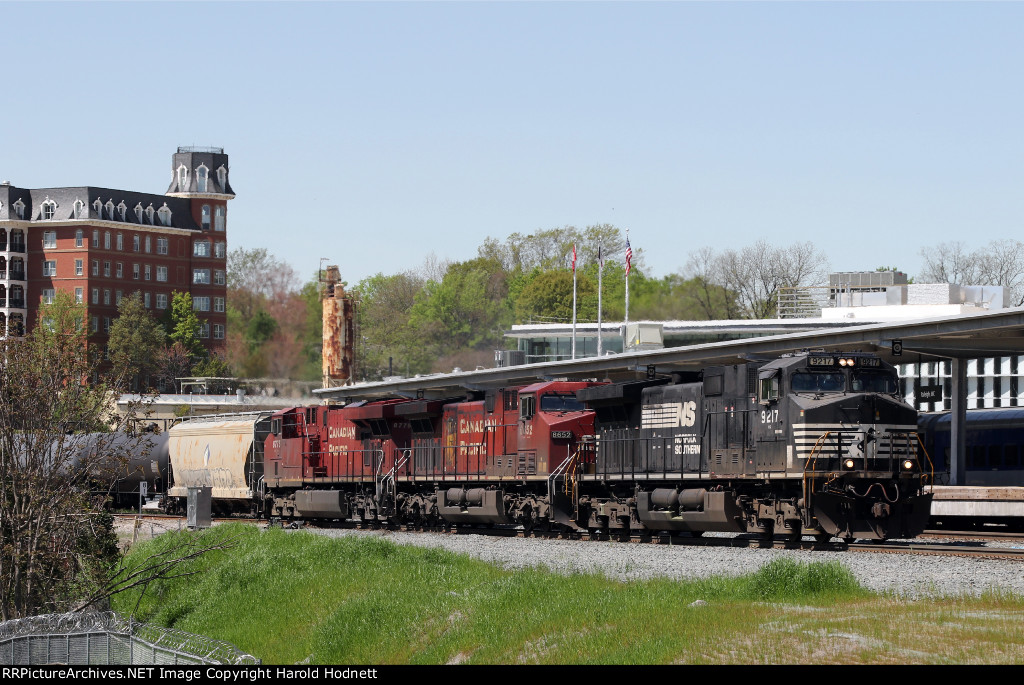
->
<box><xmin>114</xmin><ymin>514</ymin><xmax>1024</xmax><ymax>560</ymax></box>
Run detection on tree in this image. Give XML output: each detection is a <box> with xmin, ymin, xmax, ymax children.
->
<box><xmin>107</xmin><ymin>292</ymin><xmax>167</xmax><ymax>390</ymax></box>
<box><xmin>685</xmin><ymin>241</ymin><xmax>829</xmax><ymax>319</ymax></box>
<box><xmin>920</xmin><ymin>240</ymin><xmax>1024</xmax><ymax>306</ymax></box>
<box><xmin>0</xmin><ymin>292</ymin><xmax>151</xmax><ymax>619</ymax></box>
<box><xmin>168</xmin><ymin>291</ymin><xmax>205</xmax><ymax>360</ymax></box>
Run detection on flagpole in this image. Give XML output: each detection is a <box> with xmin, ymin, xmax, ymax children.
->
<box><xmin>597</xmin><ymin>242</ymin><xmax>603</xmax><ymax>357</ymax></box>
<box><xmin>625</xmin><ymin>229</ymin><xmax>631</xmax><ymax>329</ymax></box>
<box><xmin>571</xmin><ymin>243</ymin><xmax>577</xmax><ymax>360</ymax></box>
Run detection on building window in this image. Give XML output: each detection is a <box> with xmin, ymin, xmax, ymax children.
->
<box><xmin>75</xmin><ymin>229</ymin><xmax>83</xmax><ymax>247</ymax></box>
<box><xmin>199</xmin><ymin>322</ymin><xmax>210</xmax><ymax>339</ymax></box>
<box><xmin>217</xmin><ymin>165</ymin><xmax>227</xmax><ymax>191</ymax></box>
<box><xmin>156</xmin><ymin>266</ymin><xmax>167</xmax><ymax>282</ymax></box>
<box><xmin>214</xmin><ymin>297</ymin><xmax>225</xmax><ymax>313</ymax></box>
<box><xmin>145</xmin><ymin>236</ymin><xmax>152</xmax><ymax>253</ymax></box>
<box><xmin>177</xmin><ymin>165</ymin><xmax>189</xmax><ymax>192</ymax></box>
<box><xmin>104</xmin><ymin>231</ymin><xmax>110</xmax><ymax>249</ymax></box>
<box><xmin>42</xmin><ymin>260</ymin><xmax>56</xmax><ymax>277</ymax></box>
<box><xmin>144</xmin><ymin>264</ymin><xmax>152</xmax><ymax>281</ymax></box>
<box><xmin>115</xmin><ymin>290</ymin><xmax>122</xmax><ymax>306</ymax></box>
<box><xmin>156</xmin><ymin>293</ymin><xmax>168</xmax><ymax>310</ymax></box>
<box><xmin>91</xmin><ymin>288</ymin><xmax>98</xmax><ymax>305</ymax></box>
<box><xmin>73</xmin><ymin>200</ymin><xmax>84</xmax><ymax>219</ymax></box>
<box><xmin>144</xmin><ymin>292</ymin><xmax>151</xmax><ymax>308</ymax></box>
<box><xmin>103</xmin><ymin>261</ymin><xmax>110</xmax><ymax>277</ymax></box>
<box><xmin>91</xmin><ymin>260</ymin><xmax>99</xmax><ymax>276</ymax></box>
<box><xmin>103</xmin><ymin>290</ymin><xmax>110</xmax><ymax>305</ymax></box>
<box><xmin>213</xmin><ymin>323</ymin><xmax>224</xmax><ymax>340</ymax></box>
<box><xmin>133</xmin><ymin>263</ymin><xmax>140</xmax><ymax>280</ymax></box>
<box><xmin>92</xmin><ymin>230</ymin><xmax>99</xmax><ymax>247</ymax></box>
<box><xmin>193</xmin><ymin>269</ymin><xmax>210</xmax><ymax>285</ymax></box>
<box><xmin>75</xmin><ymin>259</ymin><xmax>83</xmax><ymax>276</ymax></box>
<box><xmin>42</xmin><ymin>288</ymin><xmax>55</xmax><ymax>305</ymax></box>
<box><xmin>93</xmin><ymin>199</ymin><xmax>102</xmax><ymax>217</ymax></box>
<box><xmin>214</xmin><ymin>242</ymin><xmax>226</xmax><ymax>258</ymax></box>
<box><xmin>214</xmin><ymin>205</ymin><xmax>225</xmax><ymax>231</ymax></box>
<box><xmin>214</xmin><ymin>270</ymin><xmax>225</xmax><ymax>285</ymax></box>
<box><xmin>105</xmin><ymin>200</ymin><xmax>115</xmax><ymax>220</ymax></box>
<box><xmin>145</xmin><ymin>205</ymin><xmax>155</xmax><ymax>224</ymax></box>
<box><xmin>118</xmin><ymin>202</ymin><xmax>127</xmax><ymax>221</ymax></box>
<box><xmin>193</xmin><ymin>240</ymin><xmax>210</xmax><ymax>257</ymax></box>
<box><xmin>74</xmin><ymin>287</ymin><xmax>83</xmax><ymax>304</ymax></box>
<box><xmin>42</xmin><ymin>231</ymin><xmax>56</xmax><ymax>249</ymax></box>
<box><xmin>42</xmin><ymin>200</ymin><xmax>56</xmax><ymax>220</ymax></box>
<box><xmin>116</xmin><ymin>233</ymin><xmax>123</xmax><ymax>250</ymax></box>
<box><xmin>116</xmin><ymin>263</ymin><xmax>123</xmax><ymax>278</ymax></box>
<box><xmin>103</xmin><ymin>317</ymin><xmax>110</xmax><ymax>334</ymax></box>
<box><xmin>157</xmin><ymin>204</ymin><xmax>172</xmax><ymax>227</ymax></box>
<box><xmin>91</xmin><ymin>316</ymin><xmax>98</xmax><ymax>333</ymax></box>
<box><xmin>13</xmin><ymin>199</ymin><xmax>24</xmax><ymax>219</ymax></box>
<box><xmin>201</xmin><ymin>204</ymin><xmax>211</xmax><ymax>230</ymax></box>
<box><xmin>135</xmin><ymin>204</ymin><xmax>144</xmax><ymax>222</ymax></box>
<box><xmin>193</xmin><ymin>296</ymin><xmax>210</xmax><ymax>311</ymax></box>
<box><xmin>156</xmin><ymin>237</ymin><xmax>168</xmax><ymax>254</ymax></box>
<box><xmin>197</xmin><ymin>165</ymin><xmax>209</xmax><ymax>193</ymax></box>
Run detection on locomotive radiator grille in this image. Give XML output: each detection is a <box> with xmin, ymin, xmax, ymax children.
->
<box><xmin>792</xmin><ymin>423</ymin><xmax>919</xmax><ymax>461</ymax></box>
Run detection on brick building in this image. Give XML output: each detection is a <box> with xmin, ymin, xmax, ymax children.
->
<box><xmin>0</xmin><ymin>147</ymin><xmax>233</xmax><ymax>353</ymax></box>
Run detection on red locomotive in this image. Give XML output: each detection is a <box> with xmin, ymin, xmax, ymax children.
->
<box><xmin>262</xmin><ymin>380</ymin><xmax>600</xmax><ymax>529</ymax></box>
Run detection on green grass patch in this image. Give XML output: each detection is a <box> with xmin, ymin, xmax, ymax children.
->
<box><xmin>111</xmin><ymin>524</ymin><xmax>1024</xmax><ymax>664</ymax></box>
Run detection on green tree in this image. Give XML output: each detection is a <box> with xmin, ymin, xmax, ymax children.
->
<box><xmin>168</xmin><ymin>291</ymin><xmax>205</xmax><ymax>359</ymax></box>
<box><xmin>0</xmin><ymin>292</ymin><xmax>150</xmax><ymax>618</ymax></box>
<box><xmin>107</xmin><ymin>292</ymin><xmax>167</xmax><ymax>390</ymax></box>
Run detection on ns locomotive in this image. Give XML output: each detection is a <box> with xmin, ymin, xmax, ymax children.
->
<box><xmin>164</xmin><ymin>351</ymin><xmax>934</xmax><ymax>541</ymax></box>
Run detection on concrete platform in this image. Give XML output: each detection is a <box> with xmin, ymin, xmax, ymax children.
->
<box><xmin>930</xmin><ymin>486</ymin><xmax>1024</xmax><ymax>518</ymax></box>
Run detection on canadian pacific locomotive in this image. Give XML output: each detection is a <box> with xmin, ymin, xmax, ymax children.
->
<box><xmin>164</xmin><ymin>351</ymin><xmax>934</xmax><ymax>541</ymax></box>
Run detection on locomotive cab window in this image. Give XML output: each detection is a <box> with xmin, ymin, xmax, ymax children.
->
<box><xmin>540</xmin><ymin>393</ymin><xmax>585</xmax><ymax>413</ymax></box>
<box><xmin>520</xmin><ymin>394</ymin><xmax>536</xmax><ymax>421</ymax></box>
<box><xmin>759</xmin><ymin>372</ymin><xmax>779</xmax><ymax>404</ymax></box>
<box><xmin>271</xmin><ymin>418</ymin><xmax>281</xmax><ymax>435</ymax></box>
<box><xmin>850</xmin><ymin>370</ymin><xmax>899</xmax><ymax>394</ymax></box>
<box><xmin>791</xmin><ymin>371</ymin><xmax>845</xmax><ymax>393</ymax></box>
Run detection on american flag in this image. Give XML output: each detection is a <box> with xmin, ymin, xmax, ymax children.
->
<box><xmin>624</xmin><ymin>238</ymin><xmax>632</xmax><ymax>277</ymax></box>
<box><xmin>572</xmin><ymin>243</ymin><xmax>577</xmax><ymax>272</ymax></box>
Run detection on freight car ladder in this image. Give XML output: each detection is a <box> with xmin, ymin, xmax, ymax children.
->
<box><xmin>376</xmin><ymin>449</ymin><xmax>408</xmax><ymax>519</ymax></box>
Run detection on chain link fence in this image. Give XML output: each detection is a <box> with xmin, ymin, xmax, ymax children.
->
<box><xmin>0</xmin><ymin>612</ymin><xmax>259</xmax><ymax>665</ymax></box>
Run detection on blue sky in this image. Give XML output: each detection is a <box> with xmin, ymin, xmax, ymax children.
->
<box><xmin>5</xmin><ymin>1</ymin><xmax>1023</xmax><ymax>286</ymax></box>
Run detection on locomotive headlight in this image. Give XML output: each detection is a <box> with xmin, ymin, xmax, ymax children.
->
<box><xmin>903</xmin><ymin>460</ymin><xmax>915</xmax><ymax>471</ymax></box>
<box><xmin>843</xmin><ymin>458</ymin><xmax>855</xmax><ymax>470</ymax></box>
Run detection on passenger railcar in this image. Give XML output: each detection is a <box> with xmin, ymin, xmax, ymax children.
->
<box><xmin>918</xmin><ymin>408</ymin><xmax>1024</xmax><ymax>487</ymax></box>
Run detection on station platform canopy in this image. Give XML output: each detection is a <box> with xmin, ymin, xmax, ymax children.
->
<box><xmin>314</xmin><ymin>307</ymin><xmax>1024</xmax><ymax>402</ymax></box>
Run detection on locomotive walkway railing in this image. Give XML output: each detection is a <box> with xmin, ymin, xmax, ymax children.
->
<box><xmin>0</xmin><ymin>612</ymin><xmax>259</xmax><ymax>665</ymax></box>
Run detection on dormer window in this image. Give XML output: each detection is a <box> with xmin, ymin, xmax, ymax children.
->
<box><xmin>196</xmin><ymin>165</ymin><xmax>209</xmax><ymax>193</ymax></box>
<box><xmin>13</xmin><ymin>199</ymin><xmax>24</xmax><ymax>219</ymax></box>
<box><xmin>145</xmin><ymin>205</ymin><xmax>155</xmax><ymax>224</ymax></box>
<box><xmin>73</xmin><ymin>199</ymin><xmax>84</xmax><ymax>219</ymax></box>
<box><xmin>217</xmin><ymin>165</ymin><xmax>227</xmax><ymax>191</ymax></box>
<box><xmin>93</xmin><ymin>198</ymin><xmax>102</xmax><ymax>217</ymax></box>
<box><xmin>117</xmin><ymin>201</ymin><xmax>127</xmax><ymax>221</ymax></box>
<box><xmin>157</xmin><ymin>203</ymin><xmax>172</xmax><ymax>227</ymax></box>
<box><xmin>105</xmin><ymin>200</ymin><xmax>115</xmax><ymax>220</ymax></box>
<box><xmin>42</xmin><ymin>199</ymin><xmax>56</xmax><ymax>220</ymax></box>
<box><xmin>134</xmin><ymin>203</ymin><xmax>143</xmax><ymax>222</ymax></box>
<box><xmin>177</xmin><ymin>165</ymin><xmax>189</xmax><ymax>192</ymax></box>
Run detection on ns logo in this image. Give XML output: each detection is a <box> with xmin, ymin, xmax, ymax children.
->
<box><xmin>679</xmin><ymin>401</ymin><xmax>697</xmax><ymax>427</ymax></box>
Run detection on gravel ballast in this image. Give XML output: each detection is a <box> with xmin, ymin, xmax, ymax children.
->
<box><xmin>302</xmin><ymin>527</ymin><xmax>1024</xmax><ymax>599</ymax></box>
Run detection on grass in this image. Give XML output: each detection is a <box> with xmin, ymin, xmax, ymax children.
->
<box><xmin>111</xmin><ymin>523</ymin><xmax>1024</xmax><ymax>664</ymax></box>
